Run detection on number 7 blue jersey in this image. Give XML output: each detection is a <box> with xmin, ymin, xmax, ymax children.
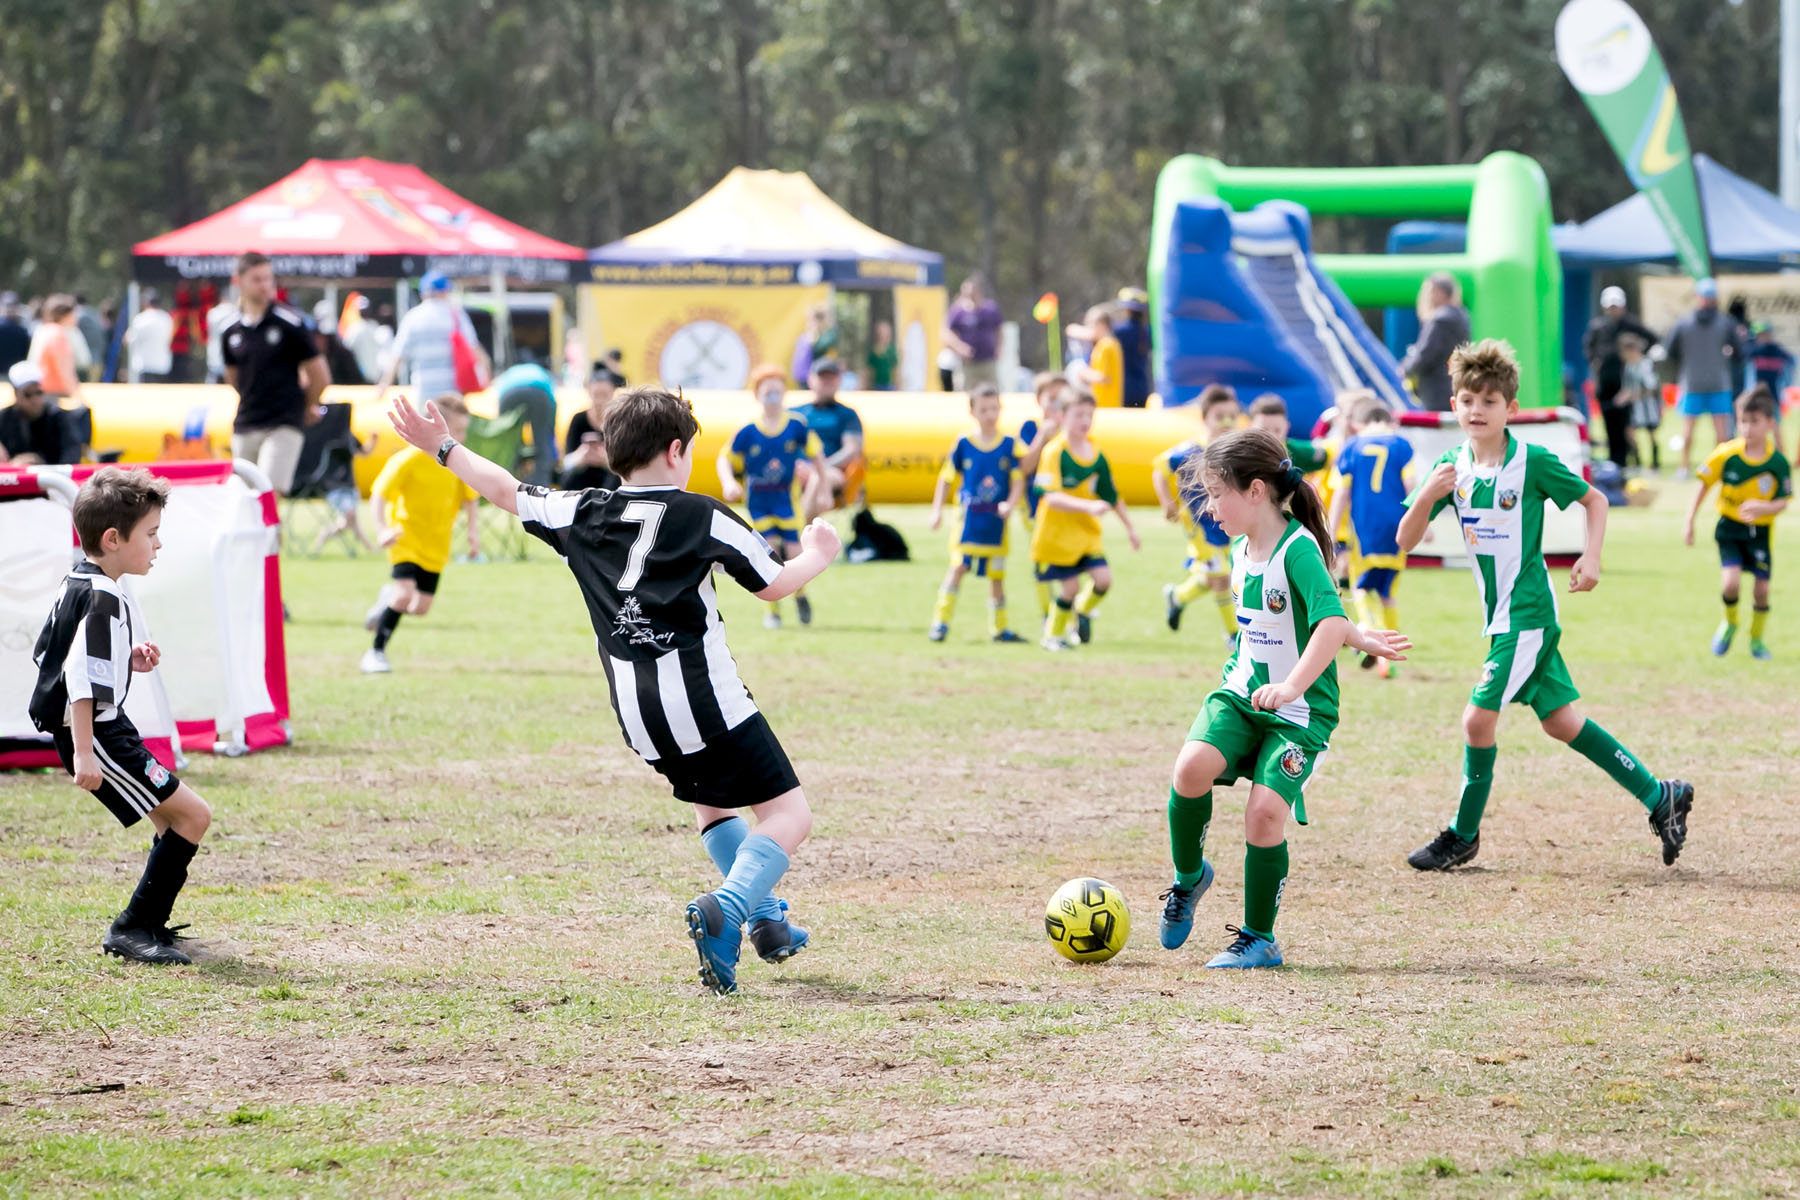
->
<box><xmin>1335</xmin><ymin>432</ymin><xmax>1414</xmax><ymax>564</ymax></box>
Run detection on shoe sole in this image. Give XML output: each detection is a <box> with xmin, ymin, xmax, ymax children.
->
<box><xmin>753</xmin><ymin>932</ymin><xmax>808</xmax><ymax>964</ymax></box>
<box><xmin>102</xmin><ymin>942</ymin><xmax>190</xmax><ymax>966</ymax></box>
<box><xmin>1205</xmin><ymin>954</ymin><xmax>1284</xmax><ymax>969</ymax></box>
<box><xmin>684</xmin><ymin>902</ymin><xmax>736</xmax><ymax>995</ymax></box>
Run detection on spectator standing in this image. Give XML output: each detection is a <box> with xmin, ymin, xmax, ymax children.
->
<box><xmin>789</xmin><ymin>303</ymin><xmax>837</xmax><ymax>387</ymax></box>
<box><xmin>220</xmin><ymin>251</ymin><xmax>328</xmax><ymax>496</ymax></box>
<box><xmin>1748</xmin><ymin>322</ymin><xmax>1794</xmax><ymax>401</ymax></box>
<box><xmin>168</xmin><ymin>284</ymin><xmax>203</xmax><ymax>383</ymax></box>
<box><xmin>1</xmin><ymin>362</ymin><xmax>81</xmax><ymax>465</ymax></box>
<box><xmin>493</xmin><ymin>359</ymin><xmax>559</xmax><ymax>486</ymax></box>
<box><xmin>205</xmin><ymin>287</ymin><xmax>240</xmax><ymax>383</ymax></box>
<box><xmin>0</xmin><ymin>291</ymin><xmax>30</xmax><ymax>377</ymax></box>
<box><xmin>374</xmin><ymin>272</ymin><xmax>488</xmax><ymax>403</ymax></box>
<box><xmin>560</xmin><ymin>365</ymin><xmax>623</xmax><ymax>491</ymax></box>
<box><xmin>1113</xmin><ymin>288</ymin><xmax>1153</xmax><ymax>408</ymax></box>
<box><xmin>1582</xmin><ymin>285</ymin><xmax>1661</xmax><ymax>470</ymax></box>
<box><xmin>124</xmin><ymin>290</ymin><xmax>175</xmax><ymax>384</ymax></box>
<box><xmin>1665</xmin><ymin>278</ymin><xmax>1746</xmax><ymax>479</ymax></box>
<box><xmin>790</xmin><ymin>357</ymin><xmax>864</xmax><ymax>517</ymax></box>
<box><xmin>28</xmin><ymin>294</ymin><xmax>83</xmax><ymax>402</ymax></box>
<box><xmin>866</xmin><ymin>319</ymin><xmax>898</xmax><ymax>391</ymax></box>
<box><xmin>941</xmin><ymin>274</ymin><xmax>1002</xmax><ymax>389</ymax></box>
<box><xmin>1397</xmin><ymin>272</ymin><xmax>1471</xmax><ymax>411</ymax></box>
<box><xmin>1076</xmin><ymin>304</ymin><xmax>1124</xmax><ymax>408</ymax></box>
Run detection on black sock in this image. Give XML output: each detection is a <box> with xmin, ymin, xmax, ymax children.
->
<box><xmin>373</xmin><ymin>607</ymin><xmax>402</xmax><ymax>651</ymax></box>
<box><xmin>119</xmin><ymin>830</ymin><xmax>199</xmax><ymax>931</ymax></box>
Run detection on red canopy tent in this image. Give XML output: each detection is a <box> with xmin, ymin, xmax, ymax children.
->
<box><xmin>132</xmin><ymin>157</ymin><xmax>584</xmax><ymax>284</ymax></box>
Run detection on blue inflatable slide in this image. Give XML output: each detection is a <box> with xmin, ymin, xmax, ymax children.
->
<box><xmin>1158</xmin><ymin>198</ymin><xmax>1412</xmax><ymax>433</ymax></box>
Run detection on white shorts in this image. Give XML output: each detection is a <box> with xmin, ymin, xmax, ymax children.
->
<box><xmin>232</xmin><ymin>426</ymin><xmax>306</xmax><ymax>496</ymax></box>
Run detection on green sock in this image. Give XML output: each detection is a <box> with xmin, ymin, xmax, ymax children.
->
<box><xmin>1569</xmin><ymin>719</ymin><xmax>1661</xmax><ymax>811</ymax></box>
<box><xmin>1168</xmin><ymin>787</ymin><xmax>1213</xmax><ymax>889</ymax></box>
<box><xmin>1452</xmin><ymin>744</ymin><xmax>1497</xmax><ymax>840</ymax></box>
<box><xmin>1242</xmin><ymin>841</ymin><xmax>1289</xmax><ymax>940</ymax></box>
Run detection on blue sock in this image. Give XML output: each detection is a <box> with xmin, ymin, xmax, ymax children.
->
<box><xmin>699</xmin><ymin>817</ymin><xmax>783</xmax><ymax>923</ymax></box>
<box><xmin>712</xmin><ymin>833</ymin><xmax>790</xmax><ymax>929</ymax></box>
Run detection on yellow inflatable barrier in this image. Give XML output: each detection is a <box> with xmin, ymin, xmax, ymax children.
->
<box><xmin>59</xmin><ymin>384</ymin><xmax>1211</xmax><ymax>506</ymax></box>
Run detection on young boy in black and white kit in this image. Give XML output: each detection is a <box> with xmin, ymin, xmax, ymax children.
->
<box><xmin>386</xmin><ymin>387</ymin><xmax>837</xmax><ymax>995</ymax></box>
<box><xmin>30</xmin><ymin>467</ymin><xmax>214</xmax><ymax>964</ymax></box>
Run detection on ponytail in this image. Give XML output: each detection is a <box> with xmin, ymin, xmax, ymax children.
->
<box><xmin>1192</xmin><ymin>428</ymin><xmax>1336</xmax><ymax>574</ymax></box>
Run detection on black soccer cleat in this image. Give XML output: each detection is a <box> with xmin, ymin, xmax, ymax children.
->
<box><xmin>1407</xmin><ymin>827</ymin><xmax>1479</xmax><ymax>871</ymax></box>
<box><xmin>1075</xmin><ymin>613</ymin><xmax>1092</xmax><ymax>644</ymax></box>
<box><xmin>102</xmin><ymin>923</ymin><xmax>191</xmax><ymax>965</ymax></box>
<box><xmin>748</xmin><ymin>901</ymin><xmax>810</xmax><ymax>964</ymax></box>
<box><xmin>1649</xmin><ymin>779</ymin><xmax>1694</xmax><ymax>866</ymax></box>
<box><xmin>795</xmin><ymin>594</ymin><xmax>813</xmax><ymax>626</ymax></box>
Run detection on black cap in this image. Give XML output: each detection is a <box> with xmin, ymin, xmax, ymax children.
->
<box><xmin>590</xmin><ymin>363</ymin><xmax>626</xmax><ymax>386</ymax></box>
<box><xmin>812</xmin><ymin>356</ymin><xmax>842</xmax><ymax>374</ymax></box>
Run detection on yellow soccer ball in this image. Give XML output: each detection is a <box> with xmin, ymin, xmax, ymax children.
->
<box><xmin>1043</xmin><ymin>877</ymin><xmax>1130</xmax><ymax>963</ymax></box>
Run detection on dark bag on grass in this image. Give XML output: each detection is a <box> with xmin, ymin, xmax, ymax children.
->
<box><xmin>847</xmin><ymin>508</ymin><xmax>909</xmax><ymax>563</ymax></box>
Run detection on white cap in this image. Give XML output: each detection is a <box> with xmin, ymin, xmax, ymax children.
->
<box><xmin>1600</xmin><ymin>286</ymin><xmax>1627</xmax><ymax>309</ymax></box>
<box><xmin>8</xmin><ymin>361</ymin><xmax>43</xmax><ymax>390</ymax></box>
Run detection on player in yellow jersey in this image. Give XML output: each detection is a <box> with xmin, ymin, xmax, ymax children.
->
<box><xmin>1031</xmin><ymin>388</ymin><xmax>1139</xmax><ymax>650</ymax></box>
<box><xmin>361</xmin><ymin>393</ymin><xmax>479</xmax><ymax>673</ymax></box>
<box><xmin>1154</xmin><ymin>384</ymin><xmax>1242</xmax><ymax>647</ymax></box>
<box><xmin>1685</xmin><ymin>385</ymin><xmax>1792</xmax><ymax>659</ymax></box>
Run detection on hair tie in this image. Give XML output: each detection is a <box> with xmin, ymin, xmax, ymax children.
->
<box><xmin>1278</xmin><ymin>458</ymin><xmax>1304</xmax><ymax>495</ymax></box>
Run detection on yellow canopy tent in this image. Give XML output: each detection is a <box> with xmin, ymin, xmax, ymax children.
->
<box><xmin>582</xmin><ymin>168</ymin><xmax>946</xmax><ymax>390</ymax></box>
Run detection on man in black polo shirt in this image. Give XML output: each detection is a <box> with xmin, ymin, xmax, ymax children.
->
<box><xmin>2</xmin><ymin>362</ymin><xmax>81</xmax><ymax>465</ymax></box>
<box><xmin>220</xmin><ymin>251</ymin><xmax>327</xmax><ymax>495</ymax></box>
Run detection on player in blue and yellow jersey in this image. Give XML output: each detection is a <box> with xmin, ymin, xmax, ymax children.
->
<box><xmin>928</xmin><ymin>383</ymin><xmax>1027</xmax><ymax>643</ymax></box>
<box><xmin>1327</xmin><ymin>399</ymin><xmax>1415</xmax><ymax>677</ymax></box>
<box><xmin>1032</xmin><ymin>387</ymin><xmax>1140</xmax><ymax>650</ymax></box>
<box><xmin>1310</xmin><ymin>389</ymin><xmax>1376</xmax><ymax>586</ymax></box>
<box><xmin>718</xmin><ymin>364</ymin><xmax>828</xmax><ymax>629</ymax></box>
<box><xmin>1155</xmin><ymin>384</ymin><xmax>1242</xmax><ymax>647</ymax></box>
<box><xmin>1016</xmin><ymin>372</ymin><xmax>1070</xmax><ymax>618</ymax></box>
<box><xmin>1684</xmin><ymin>384</ymin><xmax>1792</xmax><ymax>659</ymax></box>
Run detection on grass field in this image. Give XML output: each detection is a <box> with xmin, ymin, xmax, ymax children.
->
<box><xmin>3</xmin><ymin>479</ymin><xmax>1799</xmax><ymax>1199</ymax></box>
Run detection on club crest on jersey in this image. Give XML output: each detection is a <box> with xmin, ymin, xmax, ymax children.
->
<box><xmin>1263</xmin><ymin>587</ymin><xmax>1288</xmax><ymax>615</ymax></box>
<box><xmin>265</xmin><ymin>326</ymin><xmax>282</xmax><ymax>345</ymax></box>
<box><xmin>611</xmin><ymin>597</ymin><xmax>675</xmax><ymax>648</ymax></box>
<box><xmin>1498</xmin><ymin>489</ymin><xmax>1519</xmax><ymax>511</ymax></box>
<box><xmin>1277</xmin><ymin>745</ymin><xmax>1307</xmax><ymax>779</ymax></box>
<box><xmin>144</xmin><ymin>760</ymin><xmax>170</xmax><ymax>788</ymax></box>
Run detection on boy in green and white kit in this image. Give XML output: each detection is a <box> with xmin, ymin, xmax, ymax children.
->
<box><xmin>1397</xmin><ymin>339</ymin><xmax>1694</xmax><ymax>871</ymax></box>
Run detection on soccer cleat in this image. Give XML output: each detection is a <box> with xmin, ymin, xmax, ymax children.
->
<box><xmin>1075</xmin><ymin>613</ymin><xmax>1092</xmax><ymax>644</ymax></box>
<box><xmin>153</xmin><ymin>923</ymin><xmax>193</xmax><ymax>947</ymax></box>
<box><xmin>1040</xmin><ymin>635</ymin><xmax>1073</xmax><ymax>652</ymax></box>
<box><xmin>1359</xmin><ymin>651</ymin><xmax>1378</xmax><ymax>670</ymax></box>
<box><xmin>1205</xmin><ymin>925</ymin><xmax>1283</xmax><ymax>969</ymax></box>
<box><xmin>992</xmin><ymin>629</ymin><xmax>1027</xmax><ymax>643</ymax></box>
<box><xmin>1163</xmin><ymin>584</ymin><xmax>1184</xmax><ymax>631</ymax></box>
<box><xmin>359</xmin><ymin>648</ymin><xmax>391</xmax><ymax>674</ymax></box>
<box><xmin>363</xmin><ymin>587</ymin><xmax>395</xmax><ymax>631</ymax></box>
<box><xmin>1750</xmin><ymin>639</ymin><xmax>1772</xmax><ymax>661</ymax></box>
<box><xmin>1406</xmin><ymin>827</ymin><xmax>1479</xmax><ymax>871</ymax></box>
<box><xmin>102</xmin><ymin>922</ymin><xmax>190</xmax><ymax>965</ymax></box>
<box><xmin>795</xmin><ymin>594</ymin><xmax>813</xmax><ymax>626</ymax></box>
<box><xmin>762</xmin><ymin>612</ymin><xmax>782</xmax><ymax>631</ymax></box>
<box><xmin>928</xmin><ymin>622</ymin><xmax>948</xmax><ymax>643</ymax></box>
<box><xmin>1158</xmin><ymin>860</ymin><xmax>1215</xmax><ymax>950</ymax></box>
<box><xmin>684</xmin><ymin>893</ymin><xmax>741</xmax><ymax>995</ymax></box>
<box><xmin>1711</xmin><ymin>622</ymin><xmax>1735</xmax><ymax>656</ymax></box>
<box><xmin>747</xmin><ymin>900</ymin><xmax>809</xmax><ymax>964</ymax></box>
<box><xmin>1649</xmin><ymin>779</ymin><xmax>1694</xmax><ymax>866</ymax></box>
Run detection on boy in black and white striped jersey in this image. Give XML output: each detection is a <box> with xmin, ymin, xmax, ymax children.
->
<box><xmin>29</xmin><ymin>467</ymin><xmax>214</xmax><ymax>965</ymax></box>
<box><xmin>386</xmin><ymin>386</ymin><xmax>839</xmax><ymax>996</ymax></box>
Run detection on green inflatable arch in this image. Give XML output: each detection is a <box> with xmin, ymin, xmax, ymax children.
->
<box><xmin>1149</xmin><ymin>152</ymin><xmax>1562</xmax><ymax>409</ymax></box>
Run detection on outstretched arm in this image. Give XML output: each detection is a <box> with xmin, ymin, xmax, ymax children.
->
<box><xmin>755</xmin><ymin>518</ymin><xmax>840</xmax><ymax>601</ymax></box>
<box><xmin>388</xmin><ymin>394</ymin><xmax>521</xmax><ymax>515</ymax></box>
<box><xmin>1251</xmin><ymin>617</ymin><xmax>1410</xmax><ymax>711</ymax></box>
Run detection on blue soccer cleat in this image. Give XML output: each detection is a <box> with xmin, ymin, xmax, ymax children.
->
<box><xmin>1163</xmin><ymin>583</ymin><xmax>1184</xmax><ymax>632</ymax></box>
<box><xmin>992</xmin><ymin>629</ymin><xmax>1028</xmax><ymax>644</ymax></box>
<box><xmin>928</xmin><ymin>622</ymin><xmax>949</xmax><ymax>642</ymax></box>
<box><xmin>1205</xmin><ymin>925</ymin><xmax>1283</xmax><ymax>969</ymax></box>
<box><xmin>1158</xmin><ymin>859</ymin><xmax>1214</xmax><ymax>950</ymax></box>
<box><xmin>1711</xmin><ymin>622</ymin><xmax>1735</xmax><ymax>656</ymax></box>
<box><xmin>748</xmin><ymin>899</ymin><xmax>809</xmax><ymax>963</ymax></box>
<box><xmin>685</xmin><ymin>893</ymin><xmax>742</xmax><ymax>995</ymax></box>
<box><xmin>1750</xmin><ymin>639</ymin><xmax>1773</xmax><ymax>661</ymax></box>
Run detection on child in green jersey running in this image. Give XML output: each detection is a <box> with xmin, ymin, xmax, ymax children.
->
<box><xmin>1396</xmin><ymin>339</ymin><xmax>1694</xmax><ymax>872</ymax></box>
<box><xmin>1158</xmin><ymin>429</ymin><xmax>1410</xmax><ymax>969</ymax></box>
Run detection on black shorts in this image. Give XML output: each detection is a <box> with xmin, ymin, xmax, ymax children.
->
<box><xmin>649</xmin><ymin>713</ymin><xmax>800</xmax><ymax>808</ymax></box>
<box><xmin>52</xmin><ymin>715</ymin><xmax>181</xmax><ymax>828</ymax></box>
<box><xmin>392</xmin><ymin>561</ymin><xmax>441</xmax><ymax>594</ymax></box>
<box><xmin>1716</xmin><ymin>518</ymin><xmax>1772</xmax><ymax>579</ymax></box>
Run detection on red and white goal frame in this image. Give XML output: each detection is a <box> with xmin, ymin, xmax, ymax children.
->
<box><xmin>0</xmin><ymin>460</ymin><xmax>291</xmax><ymax>771</ymax></box>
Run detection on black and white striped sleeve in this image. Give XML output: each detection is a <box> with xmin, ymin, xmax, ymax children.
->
<box><xmin>705</xmin><ymin>500</ymin><xmax>784</xmax><ymax>593</ymax></box>
<box><xmin>63</xmin><ymin>589</ymin><xmax>120</xmax><ymax>711</ymax></box>
<box><xmin>516</xmin><ymin>484</ymin><xmax>581</xmax><ymax>555</ymax></box>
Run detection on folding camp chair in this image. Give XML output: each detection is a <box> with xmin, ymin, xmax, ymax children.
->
<box><xmin>280</xmin><ymin>404</ymin><xmax>361</xmax><ymax>557</ymax></box>
<box><xmin>460</xmin><ymin>407</ymin><xmax>533</xmax><ymax>560</ymax></box>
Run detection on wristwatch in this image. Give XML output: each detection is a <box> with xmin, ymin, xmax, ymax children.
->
<box><xmin>435</xmin><ymin>436</ymin><xmax>459</xmax><ymax>466</ymax></box>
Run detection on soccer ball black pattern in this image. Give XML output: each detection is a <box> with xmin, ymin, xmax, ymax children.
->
<box><xmin>1044</xmin><ymin>877</ymin><xmax>1131</xmax><ymax>963</ymax></box>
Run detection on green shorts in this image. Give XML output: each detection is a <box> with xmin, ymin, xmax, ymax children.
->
<box><xmin>1186</xmin><ymin>690</ymin><xmax>1329</xmax><ymax>823</ymax></box>
<box><xmin>1469</xmin><ymin>627</ymin><xmax>1581</xmax><ymax>719</ymax></box>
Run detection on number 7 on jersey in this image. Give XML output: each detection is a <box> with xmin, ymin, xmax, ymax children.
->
<box><xmin>618</xmin><ymin>500</ymin><xmax>666</xmax><ymax>591</ymax></box>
